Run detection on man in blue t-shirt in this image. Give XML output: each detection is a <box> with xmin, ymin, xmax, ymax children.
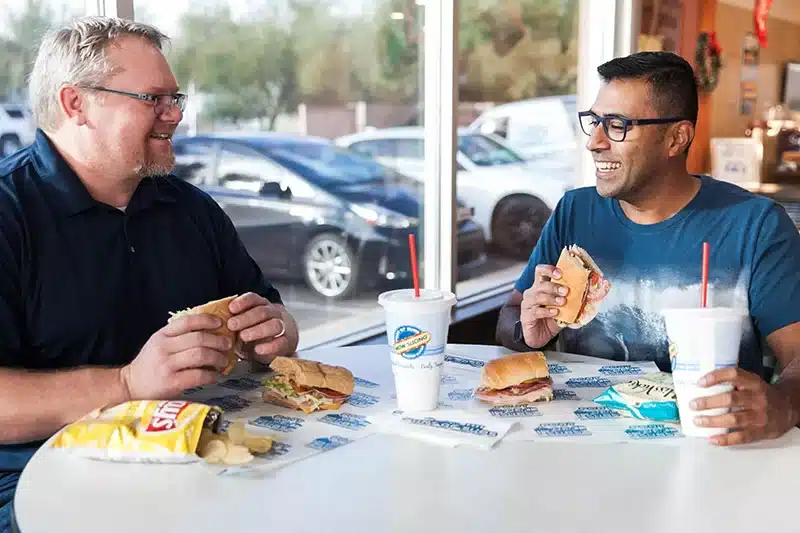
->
<box><xmin>496</xmin><ymin>51</ymin><xmax>800</xmax><ymax>447</ymax></box>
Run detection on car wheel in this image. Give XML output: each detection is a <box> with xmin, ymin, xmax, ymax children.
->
<box><xmin>303</xmin><ymin>233</ymin><xmax>359</xmax><ymax>300</ymax></box>
<box><xmin>0</xmin><ymin>135</ymin><xmax>21</xmax><ymax>158</ymax></box>
<box><xmin>491</xmin><ymin>195</ymin><xmax>552</xmax><ymax>260</ymax></box>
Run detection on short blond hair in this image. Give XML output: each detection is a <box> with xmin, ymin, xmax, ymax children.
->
<box><xmin>28</xmin><ymin>16</ymin><xmax>169</xmax><ymax>131</ymax></box>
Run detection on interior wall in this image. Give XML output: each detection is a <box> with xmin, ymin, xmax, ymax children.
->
<box><xmin>711</xmin><ymin>0</ymin><xmax>800</xmax><ymax>139</ymax></box>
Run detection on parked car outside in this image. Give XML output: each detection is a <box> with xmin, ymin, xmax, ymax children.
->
<box><xmin>0</xmin><ymin>103</ymin><xmax>35</xmax><ymax>158</ymax></box>
<box><xmin>173</xmin><ymin>134</ymin><xmax>486</xmax><ymax>300</ymax></box>
<box><xmin>335</xmin><ymin>126</ymin><xmax>571</xmax><ymax>259</ymax></box>
<box><xmin>467</xmin><ymin>95</ymin><xmax>578</xmax><ymax>166</ymax></box>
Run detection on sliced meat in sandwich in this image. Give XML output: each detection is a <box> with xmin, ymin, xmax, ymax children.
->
<box><xmin>169</xmin><ymin>295</ymin><xmax>239</xmax><ymax>375</ymax></box>
<box><xmin>550</xmin><ymin>245</ymin><xmax>611</xmax><ymax>329</ymax></box>
<box><xmin>474</xmin><ymin>352</ymin><xmax>553</xmax><ymax>405</ymax></box>
<box><xmin>263</xmin><ymin>356</ymin><xmax>354</xmax><ymax>414</ymax></box>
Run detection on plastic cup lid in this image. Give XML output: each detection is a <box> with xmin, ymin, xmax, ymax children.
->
<box><xmin>380</xmin><ymin>289</ymin><xmax>449</xmax><ymax>303</ymax></box>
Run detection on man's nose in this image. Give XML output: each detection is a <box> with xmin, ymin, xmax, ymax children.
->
<box><xmin>160</xmin><ymin>103</ymin><xmax>183</xmax><ymax>124</ymax></box>
<box><xmin>585</xmin><ymin>123</ymin><xmax>611</xmax><ymax>152</ymax></box>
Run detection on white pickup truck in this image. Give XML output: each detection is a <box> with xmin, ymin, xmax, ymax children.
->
<box><xmin>0</xmin><ymin>103</ymin><xmax>35</xmax><ymax>157</ymax></box>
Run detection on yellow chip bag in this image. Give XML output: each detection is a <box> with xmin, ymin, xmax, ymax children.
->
<box><xmin>52</xmin><ymin>400</ymin><xmax>222</xmax><ymax>464</ymax></box>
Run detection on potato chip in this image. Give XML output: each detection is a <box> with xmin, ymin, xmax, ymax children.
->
<box><xmin>244</xmin><ymin>435</ymin><xmax>273</xmax><ymax>454</ymax></box>
<box><xmin>198</xmin><ymin>438</ymin><xmax>227</xmax><ymax>462</ymax></box>
<box><xmin>223</xmin><ymin>444</ymin><xmax>254</xmax><ymax>465</ymax></box>
<box><xmin>226</xmin><ymin>419</ymin><xmax>247</xmax><ymax>445</ymax></box>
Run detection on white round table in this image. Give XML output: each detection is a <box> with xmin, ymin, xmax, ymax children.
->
<box><xmin>13</xmin><ymin>344</ymin><xmax>800</xmax><ymax>533</ymax></box>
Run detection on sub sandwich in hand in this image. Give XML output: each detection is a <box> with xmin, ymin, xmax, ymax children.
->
<box><xmin>263</xmin><ymin>356</ymin><xmax>354</xmax><ymax>414</ymax></box>
<box><xmin>169</xmin><ymin>295</ymin><xmax>239</xmax><ymax>375</ymax></box>
<box><xmin>550</xmin><ymin>245</ymin><xmax>611</xmax><ymax>329</ymax></box>
<box><xmin>474</xmin><ymin>352</ymin><xmax>553</xmax><ymax>405</ymax></box>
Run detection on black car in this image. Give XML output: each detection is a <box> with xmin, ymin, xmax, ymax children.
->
<box><xmin>172</xmin><ymin>134</ymin><xmax>486</xmax><ymax>300</ymax></box>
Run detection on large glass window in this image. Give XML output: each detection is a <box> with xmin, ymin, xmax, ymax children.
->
<box><xmin>132</xmin><ymin>0</ymin><xmax>583</xmax><ymax>347</ymax></box>
<box><xmin>454</xmin><ymin>0</ymin><xmax>580</xmax><ymax>299</ymax></box>
<box><xmin>0</xmin><ymin>0</ymin><xmax>84</xmax><ymax>156</ymax></box>
<box><xmin>135</xmin><ymin>0</ymin><xmax>435</xmax><ymax>348</ymax></box>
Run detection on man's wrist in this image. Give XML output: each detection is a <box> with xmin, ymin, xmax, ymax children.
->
<box><xmin>773</xmin><ymin>380</ymin><xmax>800</xmax><ymax>429</ymax></box>
<box><xmin>513</xmin><ymin>320</ymin><xmax>541</xmax><ymax>350</ymax></box>
<box><xmin>513</xmin><ymin>320</ymin><xmax>530</xmax><ymax>347</ymax></box>
<box><xmin>117</xmin><ymin>366</ymin><xmax>133</xmax><ymax>403</ymax></box>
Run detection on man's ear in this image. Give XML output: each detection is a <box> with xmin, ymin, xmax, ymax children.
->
<box><xmin>668</xmin><ymin>121</ymin><xmax>694</xmax><ymax>157</ymax></box>
<box><xmin>58</xmin><ymin>85</ymin><xmax>88</xmax><ymax>126</ymax></box>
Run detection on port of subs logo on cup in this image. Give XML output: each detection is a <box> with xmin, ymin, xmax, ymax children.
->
<box><xmin>662</xmin><ymin>307</ymin><xmax>747</xmax><ymax>438</ymax></box>
<box><xmin>378</xmin><ymin>288</ymin><xmax>457</xmax><ymax>412</ymax></box>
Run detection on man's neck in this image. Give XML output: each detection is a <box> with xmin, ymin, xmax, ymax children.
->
<box><xmin>618</xmin><ymin>169</ymin><xmax>701</xmax><ymax>225</ymax></box>
<box><xmin>49</xmin><ymin>132</ymin><xmax>140</xmax><ymax>209</ymax></box>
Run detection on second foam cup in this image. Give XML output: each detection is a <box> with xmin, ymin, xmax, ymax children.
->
<box><xmin>662</xmin><ymin>307</ymin><xmax>747</xmax><ymax>437</ymax></box>
<box><xmin>378</xmin><ymin>288</ymin><xmax>457</xmax><ymax>412</ymax></box>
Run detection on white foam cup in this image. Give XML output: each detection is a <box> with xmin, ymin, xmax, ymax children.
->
<box><xmin>662</xmin><ymin>307</ymin><xmax>747</xmax><ymax>437</ymax></box>
<box><xmin>378</xmin><ymin>288</ymin><xmax>457</xmax><ymax>412</ymax></box>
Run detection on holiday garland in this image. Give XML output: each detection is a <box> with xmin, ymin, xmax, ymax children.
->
<box><xmin>696</xmin><ymin>31</ymin><xmax>723</xmax><ymax>93</ymax></box>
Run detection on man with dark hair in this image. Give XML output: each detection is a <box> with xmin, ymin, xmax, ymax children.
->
<box><xmin>497</xmin><ymin>51</ymin><xmax>800</xmax><ymax>447</ymax></box>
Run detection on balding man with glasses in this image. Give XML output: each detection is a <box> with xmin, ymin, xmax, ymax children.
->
<box><xmin>0</xmin><ymin>17</ymin><xmax>298</xmax><ymax>527</ymax></box>
<box><xmin>497</xmin><ymin>51</ymin><xmax>800</xmax><ymax>448</ymax></box>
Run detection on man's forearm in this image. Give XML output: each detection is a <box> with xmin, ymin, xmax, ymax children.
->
<box><xmin>496</xmin><ymin>305</ymin><xmax>533</xmax><ymax>352</ymax></box>
<box><xmin>0</xmin><ymin>366</ymin><xmax>129</xmax><ymax>444</ymax></box>
<box><xmin>774</xmin><ymin>357</ymin><xmax>800</xmax><ymax>428</ymax></box>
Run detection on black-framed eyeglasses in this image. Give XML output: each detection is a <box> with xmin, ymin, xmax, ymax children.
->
<box><xmin>80</xmin><ymin>86</ymin><xmax>187</xmax><ymax>116</ymax></box>
<box><xmin>578</xmin><ymin>110</ymin><xmax>687</xmax><ymax>142</ymax></box>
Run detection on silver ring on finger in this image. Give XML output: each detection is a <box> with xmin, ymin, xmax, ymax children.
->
<box><xmin>274</xmin><ymin>318</ymin><xmax>286</xmax><ymax>339</ymax></box>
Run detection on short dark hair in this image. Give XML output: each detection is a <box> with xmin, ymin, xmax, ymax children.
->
<box><xmin>597</xmin><ymin>52</ymin><xmax>698</xmax><ymax>126</ymax></box>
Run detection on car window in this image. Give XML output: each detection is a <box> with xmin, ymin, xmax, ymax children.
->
<box><xmin>392</xmin><ymin>139</ymin><xmax>424</xmax><ymax>159</ymax></box>
<box><xmin>172</xmin><ymin>140</ymin><xmax>217</xmax><ymax>185</ymax></box>
<box><xmin>261</xmin><ymin>141</ymin><xmax>413</xmax><ymax>188</ymax></box>
<box><xmin>350</xmin><ymin>138</ymin><xmax>423</xmax><ymax>160</ymax></box>
<box><xmin>457</xmin><ymin>134</ymin><xmax>524</xmax><ymax>166</ymax></box>
<box><xmin>217</xmin><ymin>143</ymin><xmax>288</xmax><ymax>194</ymax></box>
<box><xmin>4</xmin><ymin>108</ymin><xmax>24</xmax><ymax>119</ymax></box>
<box><xmin>349</xmin><ymin>140</ymin><xmax>391</xmax><ymax>158</ymax></box>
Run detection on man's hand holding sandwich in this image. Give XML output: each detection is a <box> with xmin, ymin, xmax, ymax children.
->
<box><xmin>514</xmin><ymin>246</ymin><xmax>611</xmax><ymax>350</ymax></box>
<box><xmin>227</xmin><ymin>293</ymin><xmax>299</xmax><ymax>364</ymax></box>
<box><xmin>518</xmin><ymin>264</ymin><xmax>568</xmax><ymax>349</ymax></box>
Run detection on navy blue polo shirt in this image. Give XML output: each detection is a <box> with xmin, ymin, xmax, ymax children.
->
<box><xmin>0</xmin><ymin>130</ymin><xmax>282</xmax><ymax>473</ymax></box>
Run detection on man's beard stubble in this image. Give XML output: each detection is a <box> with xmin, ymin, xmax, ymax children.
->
<box><xmin>135</xmin><ymin>147</ymin><xmax>175</xmax><ymax>179</ymax></box>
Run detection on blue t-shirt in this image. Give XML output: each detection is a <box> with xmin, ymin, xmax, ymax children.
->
<box><xmin>515</xmin><ymin>176</ymin><xmax>800</xmax><ymax>375</ymax></box>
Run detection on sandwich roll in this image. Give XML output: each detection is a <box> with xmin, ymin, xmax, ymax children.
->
<box><xmin>475</xmin><ymin>352</ymin><xmax>554</xmax><ymax>405</ymax></box>
<box><xmin>549</xmin><ymin>245</ymin><xmax>611</xmax><ymax>329</ymax></box>
<box><xmin>263</xmin><ymin>356</ymin><xmax>355</xmax><ymax>414</ymax></box>
<box><xmin>169</xmin><ymin>295</ymin><xmax>239</xmax><ymax>375</ymax></box>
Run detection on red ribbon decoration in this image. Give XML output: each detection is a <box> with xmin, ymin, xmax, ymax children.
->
<box><xmin>707</xmin><ymin>31</ymin><xmax>721</xmax><ymax>55</ymax></box>
<box><xmin>754</xmin><ymin>0</ymin><xmax>774</xmax><ymax>47</ymax></box>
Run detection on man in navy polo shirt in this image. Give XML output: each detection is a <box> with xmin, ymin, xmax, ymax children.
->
<box><xmin>497</xmin><ymin>52</ymin><xmax>800</xmax><ymax>448</ymax></box>
<box><xmin>0</xmin><ymin>17</ymin><xmax>299</xmax><ymax>529</ymax></box>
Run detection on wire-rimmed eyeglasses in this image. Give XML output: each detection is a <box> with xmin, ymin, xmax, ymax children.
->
<box><xmin>80</xmin><ymin>86</ymin><xmax>187</xmax><ymax>116</ymax></box>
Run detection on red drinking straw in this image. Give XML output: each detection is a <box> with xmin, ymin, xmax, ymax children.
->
<box><xmin>701</xmin><ymin>242</ymin><xmax>709</xmax><ymax>308</ymax></box>
<box><xmin>408</xmin><ymin>233</ymin><xmax>420</xmax><ymax>298</ymax></box>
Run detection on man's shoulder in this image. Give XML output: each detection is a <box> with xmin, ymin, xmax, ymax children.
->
<box><xmin>0</xmin><ymin>146</ymin><xmax>38</xmax><ymax>193</ymax></box>
<box><xmin>0</xmin><ymin>146</ymin><xmax>39</xmax><ymax>214</ymax></box>
<box><xmin>700</xmin><ymin>176</ymin><xmax>777</xmax><ymax>214</ymax></box>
